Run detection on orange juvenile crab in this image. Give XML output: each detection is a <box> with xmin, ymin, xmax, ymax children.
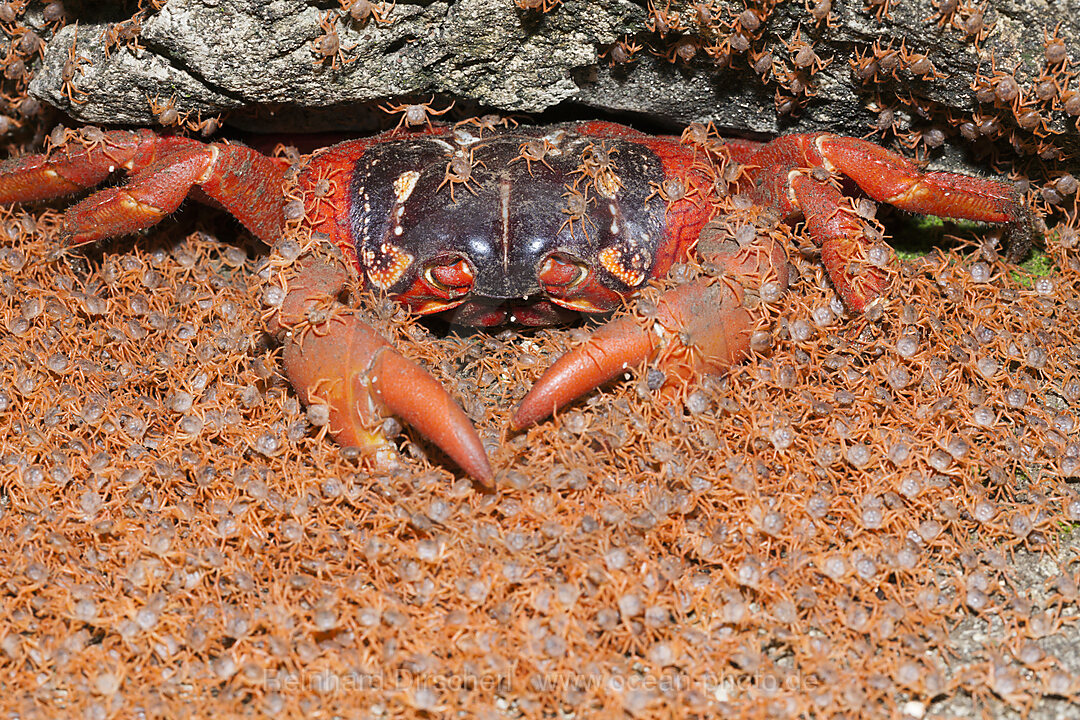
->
<box><xmin>0</xmin><ymin>118</ymin><xmax>1033</xmax><ymax>484</ymax></box>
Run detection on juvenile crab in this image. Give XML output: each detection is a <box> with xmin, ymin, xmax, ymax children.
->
<box><xmin>0</xmin><ymin>119</ymin><xmax>1032</xmax><ymax>484</ymax></box>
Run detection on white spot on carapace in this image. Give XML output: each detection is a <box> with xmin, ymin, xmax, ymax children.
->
<box><xmin>393</xmin><ymin>225</ymin><xmax>403</xmax><ymax>236</ymax></box>
<box><xmin>611</xmin><ymin>221</ymin><xmax>620</xmax><ymax>234</ymax></box>
<box><xmin>599</xmin><ymin>245</ymin><xmax>646</xmax><ymax>287</ymax></box>
<box><xmin>393</xmin><ymin>171</ymin><xmax>421</xmax><ymax>204</ymax></box>
<box><xmin>453</xmin><ymin>129</ymin><xmax>480</xmax><ymax>146</ymax></box>
<box><xmin>544</xmin><ymin>130</ymin><xmax>567</xmax><ymax>150</ymax></box>
<box><xmin>364</xmin><ymin>242</ymin><xmax>414</xmax><ymax>289</ymax></box>
<box><xmin>596</xmin><ymin>173</ymin><xmax>620</xmax><ymax>199</ymax></box>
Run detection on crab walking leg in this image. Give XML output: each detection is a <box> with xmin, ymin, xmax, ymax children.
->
<box><xmin>787</xmin><ymin>174</ymin><xmax>891</xmax><ymax>313</ymax></box>
<box><xmin>0</xmin><ymin>132</ymin><xmax>156</xmax><ymax>203</ymax></box>
<box><xmin>810</xmin><ymin>134</ymin><xmax>1032</xmax><ymax>310</ymax></box>
<box><xmin>740</xmin><ymin>133</ymin><xmax>1032</xmax><ymax>312</ymax></box>
<box><xmin>272</xmin><ymin>259</ymin><xmax>493</xmax><ymax>485</ymax></box>
<box><xmin>0</xmin><ymin>131</ymin><xmax>491</xmax><ymax>478</ymax></box>
<box><xmin>512</xmin><ymin>236</ymin><xmax>788</xmax><ymax>430</ymax></box>
<box><xmin>812</xmin><ymin>135</ymin><xmax>1032</xmax><ymax>232</ymax></box>
<box><xmin>0</xmin><ymin>129</ymin><xmax>287</xmax><ymax>244</ymax></box>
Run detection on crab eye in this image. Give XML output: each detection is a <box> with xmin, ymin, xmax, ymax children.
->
<box><xmin>424</xmin><ymin>256</ymin><xmax>475</xmax><ymax>297</ymax></box>
<box><xmin>538</xmin><ymin>252</ymin><xmax>588</xmax><ymax>291</ymax></box>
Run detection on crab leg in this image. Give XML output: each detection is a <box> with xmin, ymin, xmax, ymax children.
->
<box><xmin>512</xmin><ymin>234</ymin><xmax>788</xmax><ymax>430</ymax></box>
<box><xmin>272</xmin><ymin>258</ymin><xmax>493</xmax><ymax>485</ymax></box>
<box><xmin>737</xmin><ymin>133</ymin><xmax>1031</xmax><ymax>312</ymax></box>
<box><xmin>813</xmin><ymin>135</ymin><xmax>1030</xmax><ymax>230</ymax></box>
<box><xmin>0</xmin><ymin>129</ymin><xmax>287</xmax><ymax>243</ymax></box>
<box><xmin>787</xmin><ymin>173</ymin><xmax>891</xmax><ymax>313</ymax></box>
<box><xmin>0</xmin><ymin>130</ymin><xmax>491</xmax><ymax>482</ymax></box>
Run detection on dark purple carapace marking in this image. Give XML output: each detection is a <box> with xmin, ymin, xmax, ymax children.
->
<box><xmin>346</xmin><ymin>124</ymin><xmax>671</xmax><ymax>326</ymax></box>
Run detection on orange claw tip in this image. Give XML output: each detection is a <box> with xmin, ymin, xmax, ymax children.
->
<box><xmin>369</xmin><ymin>349</ymin><xmax>494</xmax><ymax>487</ymax></box>
<box><xmin>510</xmin><ymin>318</ymin><xmax>656</xmax><ymax>431</ymax></box>
<box><xmin>509</xmin><ymin>395</ymin><xmax>553</xmax><ymax>432</ymax></box>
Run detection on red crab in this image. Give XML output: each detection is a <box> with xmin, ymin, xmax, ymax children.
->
<box><xmin>0</xmin><ymin>119</ymin><xmax>1032</xmax><ymax>485</ymax></box>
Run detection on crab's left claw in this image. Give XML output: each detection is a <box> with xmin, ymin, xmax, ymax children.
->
<box><xmin>512</xmin><ymin>232</ymin><xmax>789</xmax><ymax>430</ymax></box>
<box><xmin>271</xmin><ymin>258</ymin><xmax>493</xmax><ymax>486</ymax></box>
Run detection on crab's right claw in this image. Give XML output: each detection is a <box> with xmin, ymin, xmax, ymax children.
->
<box><xmin>511</xmin><ymin>234</ymin><xmax>788</xmax><ymax>430</ymax></box>
<box><xmin>272</xmin><ymin>259</ymin><xmax>493</xmax><ymax>486</ymax></box>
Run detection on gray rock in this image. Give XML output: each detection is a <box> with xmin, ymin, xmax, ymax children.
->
<box><xmin>31</xmin><ymin>0</ymin><xmax>642</xmax><ymax>130</ymax></box>
<box><xmin>25</xmin><ymin>0</ymin><xmax>1080</xmax><ymax>154</ymax></box>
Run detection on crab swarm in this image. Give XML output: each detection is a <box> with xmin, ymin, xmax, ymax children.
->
<box><xmin>0</xmin><ymin>1</ymin><xmax>1080</xmax><ymax>719</ymax></box>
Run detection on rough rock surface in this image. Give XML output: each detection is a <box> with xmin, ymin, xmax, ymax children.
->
<box><xmin>28</xmin><ymin>0</ymin><xmax>1080</xmax><ymax>139</ymax></box>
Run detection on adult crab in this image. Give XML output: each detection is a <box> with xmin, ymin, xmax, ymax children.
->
<box><xmin>0</xmin><ymin>119</ymin><xmax>1031</xmax><ymax>485</ymax></box>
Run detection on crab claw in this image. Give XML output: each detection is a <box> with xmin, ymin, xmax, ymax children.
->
<box><xmin>511</xmin><ymin>234</ymin><xmax>788</xmax><ymax>430</ymax></box>
<box><xmin>272</xmin><ymin>258</ymin><xmax>493</xmax><ymax>486</ymax></box>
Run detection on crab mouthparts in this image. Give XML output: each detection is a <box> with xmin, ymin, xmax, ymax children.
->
<box><xmin>444</xmin><ymin>299</ymin><xmax>583</xmax><ymax>327</ymax></box>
